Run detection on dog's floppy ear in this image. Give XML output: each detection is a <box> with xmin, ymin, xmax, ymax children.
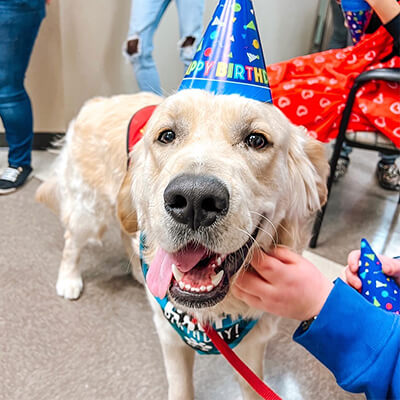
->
<box><xmin>278</xmin><ymin>125</ymin><xmax>329</xmax><ymax>250</ymax></box>
<box><xmin>287</xmin><ymin>125</ymin><xmax>329</xmax><ymax>214</ymax></box>
<box><xmin>117</xmin><ymin>169</ymin><xmax>138</xmax><ymax>236</ymax></box>
<box><xmin>302</xmin><ymin>134</ymin><xmax>329</xmax><ymax>209</ymax></box>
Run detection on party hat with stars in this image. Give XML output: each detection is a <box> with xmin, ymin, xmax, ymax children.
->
<box><xmin>341</xmin><ymin>0</ymin><xmax>372</xmax><ymax>44</ymax></box>
<box><xmin>358</xmin><ymin>239</ymin><xmax>400</xmax><ymax>314</ymax></box>
<box><xmin>178</xmin><ymin>0</ymin><xmax>272</xmax><ymax>103</ymax></box>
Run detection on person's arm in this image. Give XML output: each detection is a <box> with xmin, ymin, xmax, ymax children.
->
<box><xmin>233</xmin><ymin>247</ymin><xmax>400</xmax><ymax>398</ymax></box>
<box><xmin>365</xmin><ymin>0</ymin><xmax>400</xmax><ymax>24</ymax></box>
<box><xmin>294</xmin><ymin>279</ymin><xmax>400</xmax><ymax>399</ymax></box>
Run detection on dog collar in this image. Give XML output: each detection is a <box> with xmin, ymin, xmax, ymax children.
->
<box><xmin>139</xmin><ymin>234</ymin><xmax>258</xmax><ymax>355</ymax></box>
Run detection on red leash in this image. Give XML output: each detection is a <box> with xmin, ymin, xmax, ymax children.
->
<box><xmin>203</xmin><ymin>325</ymin><xmax>282</xmax><ymax>400</ymax></box>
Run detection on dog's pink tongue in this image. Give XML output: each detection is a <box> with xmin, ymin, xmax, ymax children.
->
<box><xmin>146</xmin><ymin>245</ymin><xmax>207</xmax><ymax>298</ymax></box>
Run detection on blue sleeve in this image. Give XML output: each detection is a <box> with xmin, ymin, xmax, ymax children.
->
<box><xmin>293</xmin><ymin>279</ymin><xmax>400</xmax><ymax>399</ymax></box>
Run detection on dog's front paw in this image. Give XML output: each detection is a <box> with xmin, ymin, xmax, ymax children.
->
<box><xmin>56</xmin><ymin>276</ymin><xmax>83</xmax><ymax>300</ymax></box>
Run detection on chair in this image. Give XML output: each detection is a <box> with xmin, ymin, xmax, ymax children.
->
<box><xmin>310</xmin><ymin>68</ymin><xmax>400</xmax><ymax>248</ymax></box>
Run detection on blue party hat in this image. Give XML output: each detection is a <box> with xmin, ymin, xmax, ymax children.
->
<box><xmin>358</xmin><ymin>239</ymin><xmax>400</xmax><ymax>313</ymax></box>
<box><xmin>179</xmin><ymin>0</ymin><xmax>272</xmax><ymax>103</ymax></box>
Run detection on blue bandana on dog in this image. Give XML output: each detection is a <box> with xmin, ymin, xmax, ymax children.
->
<box><xmin>139</xmin><ymin>234</ymin><xmax>258</xmax><ymax>355</ymax></box>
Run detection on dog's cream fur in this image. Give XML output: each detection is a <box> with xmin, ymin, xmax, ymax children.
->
<box><xmin>36</xmin><ymin>90</ymin><xmax>329</xmax><ymax>400</ymax></box>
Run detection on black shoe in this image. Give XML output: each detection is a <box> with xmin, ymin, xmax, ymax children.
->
<box><xmin>0</xmin><ymin>165</ymin><xmax>33</xmax><ymax>195</ymax></box>
<box><xmin>334</xmin><ymin>156</ymin><xmax>350</xmax><ymax>182</ymax></box>
<box><xmin>376</xmin><ymin>161</ymin><xmax>400</xmax><ymax>191</ymax></box>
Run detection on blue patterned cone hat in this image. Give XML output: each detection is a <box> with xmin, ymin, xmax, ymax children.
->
<box><xmin>358</xmin><ymin>239</ymin><xmax>400</xmax><ymax>314</ymax></box>
<box><xmin>341</xmin><ymin>0</ymin><xmax>372</xmax><ymax>44</ymax></box>
<box><xmin>178</xmin><ymin>0</ymin><xmax>272</xmax><ymax>103</ymax></box>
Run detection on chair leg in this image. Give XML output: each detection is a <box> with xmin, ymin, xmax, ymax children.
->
<box><xmin>309</xmin><ymin>138</ymin><xmax>348</xmax><ymax>248</ymax></box>
<box><xmin>310</xmin><ymin>206</ymin><xmax>326</xmax><ymax>248</ymax></box>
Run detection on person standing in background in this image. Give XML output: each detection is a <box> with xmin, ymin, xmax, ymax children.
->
<box><xmin>0</xmin><ymin>0</ymin><xmax>50</xmax><ymax>195</ymax></box>
<box><xmin>124</xmin><ymin>0</ymin><xmax>205</xmax><ymax>95</ymax></box>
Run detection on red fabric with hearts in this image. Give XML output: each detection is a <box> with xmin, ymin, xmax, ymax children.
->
<box><xmin>267</xmin><ymin>27</ymin><xmax>400</xmax><ymax>148</ymax></box>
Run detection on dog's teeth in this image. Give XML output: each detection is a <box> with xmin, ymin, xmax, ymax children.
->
<box><xmin>179</xmin><ymin>281</ymin><xmax>185</xmax><ymax>290</ymax></box>
<box><xmin>200</xmin><ymin>286</ymin><xmax>206</xmax><ymax>292</ymax></box>
<box><xmin>207</xmin><ymin>285</ymin><xmax>214</xmax><ymax>292</ymax></box>
<box><xmin>211</xmin><ymin>270</ymin><xmax>224</xmax><ymax>287</ymax></box>
<box><xmin>185</xmin><ymin>284</ymin><xmax>191</xmax><ymax>290</ymax></box>
<box><xmin>217</xmin><ymin>257</ymin><xmax>222</xmax><ymax>266</ymax></box>
<box><xmin>172</xmin><ymin>264</ymin><xmax>183</xmax><ymax>281</ymax></box>
<box><xmin>211</xmin><ymin>263</ymin><xmax>216</xmax><ymax>269</ymax></box>
<box><xmin>191</xmin><ymin>287</ymin><xmax>200</xmax><ymax>293</ymax></box>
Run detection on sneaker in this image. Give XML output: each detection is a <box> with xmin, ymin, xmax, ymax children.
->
<box><xmin>334</xmin><ymin>156</ymin><xmax>350</xmax><ymax>182</ymax></box>
<box><xmin>376</xmin><ymin>161</ymin><xmax>400</xmax><ymax>191</ymax></box>
<box><xmin>0</xmin><ymin>165</ymin><xmax>33</xmax><ymax>195</ymax></box>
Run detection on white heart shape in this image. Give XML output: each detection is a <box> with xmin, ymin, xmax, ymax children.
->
<box><xmin>320</xmin><ymin>98</ymin><xmax>331</xmax><ymax>108</ymax></box>
<box><xmin>364</xmin><ymin>51</ymin><xmax>376</xmax><ymax>61</ymax></box>
<box><xmin>293</xmin><ymin>59</ymin><xmax>304</xmax><ymax>67</ymax></box>
<box><xmin>347</xmin><ymin>54</ymin><xmax>358</xmax><ymax>65</ymax></box>
<box><xmin>278</xmin><ymin>97</ymin><xmax>291</xmax><ymax>108</ymax></box>
<box><xmin>337</xmin><ymin>104</ymin><xmax>345</xmax><ymax>114</ymax></box>
<box><xmin>296</xmin><ymin>105</ymin><xmax>308</xmax><ymax>117</ymax></box>
<box><xmin>390</xmin><ymin>102</ymin><xmax>400</xmax><ymax>115</ymax></box>
<box><xmin>307</xmin><ymin>78</ymin><xmax>319</xmax><ymax>85</ymax></box>
<box><xmin>283</xmin><ymin>83</ymin><xmax>295</xmax><ymax>91</ymax></box>
<box><xmin>301</xmin><ymin>90</ymin><xmax>314</xmax><ymax>100</ymax></box>
<box><xmin>387</xmin><ymin>82</ymin><xmax>399</xmax><ymax>90</ymax></box>
<box><xmin>374</xmin><ymin>117</ymin><xmax>386</xmax><ymax>128</ymax></box>
<box><xmin>373</xmin><ymin>93</ymin><xmax>384</xmax><ymax>104</ymax></box>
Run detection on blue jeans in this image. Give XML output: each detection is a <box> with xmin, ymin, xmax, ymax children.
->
<box><xmin>0</xmin><ymin>1</ymin><xmax>44</xmax><ymax>167</ymax></box>
<box><xmin>125</xmin><ymin>0</ymin><xmax>204</xmax><ymax>95</ymax></box>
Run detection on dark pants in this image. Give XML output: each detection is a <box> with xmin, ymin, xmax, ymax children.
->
<box><xmin>328</xmin><ymin>0</ymin><xmax>351</xmax><ymax>50</ymax></box>
<box><xmin>0</xmin><ymin>1</ymin><xmax>44</xmax><ymax>167</ymax></box>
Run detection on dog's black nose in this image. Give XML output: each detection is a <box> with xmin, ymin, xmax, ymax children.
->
<box><xmin>164</xmin><ymin>174</ymin><xmax>229</xmax><ymax>230</ymax></box>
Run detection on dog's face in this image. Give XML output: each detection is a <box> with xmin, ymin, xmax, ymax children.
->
<box><xmin>118</xmin><ymin>89</ymin><xmax>328</xmax><ymax>320</ymax></box>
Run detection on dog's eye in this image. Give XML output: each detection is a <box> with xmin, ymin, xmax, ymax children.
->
<box><xmin>245</xmin><ymin>133</ymin><xmax>268</xmax><ymax>150</ymax></box>
<box><xmin>157</xmin><ymin>130</ymin><xmax>176</xmax><ymax>144</ymax></box>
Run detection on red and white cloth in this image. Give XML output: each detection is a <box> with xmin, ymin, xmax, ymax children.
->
<box><xmin>268</xmin><ymin>27</ymin><xmax>400</xmax><ymax>148</ymax></box>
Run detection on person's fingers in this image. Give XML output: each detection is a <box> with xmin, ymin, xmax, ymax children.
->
<box><xmin>268</xmin><ymin>246</ymin><xmax>300</xmax><ymax>264</ymax></box>
<box><xmin>231</xmin><ymin>285</ymin><xmax>266</xmax><ymax>311</ymax></box>
<box><xmin>381</xmin><ymin>256</ymin><xmax>400</xmax><ymax>277</ymax></box>
<box><xmin>347</xmin><ymin>250</ymin><xmax>361</xmax><ymax>273</ymax></box>
<box><xmin>234</xmin><ymin>269</ymin><xmax>273</xmax><ymax>298</ymax></box>
<box><xmin>251</xmin><ymin>249</ymin><xmax>286</xmax><ymax>281</ymax></box>
<box><xmin>345</xmin><ymin>266</ymin><xmax>362</xmax><ymax>290</ymax></box>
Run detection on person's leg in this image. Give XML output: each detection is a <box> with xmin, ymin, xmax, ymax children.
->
<box><xmin>0</xmin><ymin>7</ymin><xmax>43</xmax><ymax>167</ymax></box>
<box><xmin>0</xmin><ymin>7</ymin><xmax>43</xmax><ymax>193</ymax></box>
<box><xmin>124</xmin><ymin>0</ymin><xmax>170</xmax><ymax>95</ymax></box>
<box><xmin>175</xmin><ymin>0</ymin><xmax>205</xmax><ymax>71</ymax></box>
<box><xmin>328</xmin><ymin>0</ymin><xmax>350</xmax><ymax>49</ymax></box>
<box><xmin>376</xmin><ymin>153</ymin><xmax>399</xmax><ymax>191</ymax></box>
<box><xmin>334</xmin><ymin>143</ymin><xmax>352</xmax><ymax>181</ymax></box>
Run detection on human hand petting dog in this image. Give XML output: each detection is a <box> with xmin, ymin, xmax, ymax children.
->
<box><xmin>232</xmin><ymin>247</ymin><xmax>334</xmax><ymax>321</ymax></box>
<box><xmin>345</xmin><ymin>250</ymin><xmax>400</xmax><ymax>289</ymax></box>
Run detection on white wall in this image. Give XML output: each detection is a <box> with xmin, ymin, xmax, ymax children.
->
<box><xmin>12</xmin><ymin>0</ymin><xmax>320</xmax><ymax>132</ymax></box>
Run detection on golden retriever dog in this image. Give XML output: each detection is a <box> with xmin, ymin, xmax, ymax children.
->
<box><xmin>36</xmin><ymin>89</ymin><xmax>329</xmax><ymax>400</ymax></box>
